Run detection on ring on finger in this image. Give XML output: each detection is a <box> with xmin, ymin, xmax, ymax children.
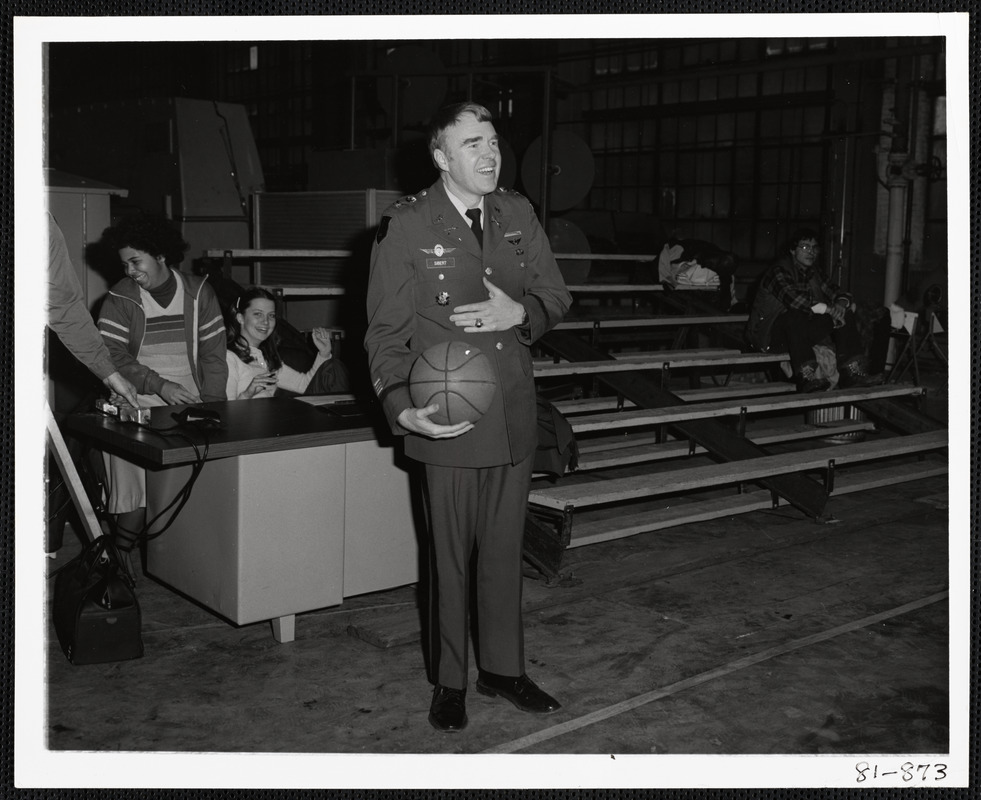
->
<box><xmin>475</xmin><ymin>318</ymin><xmax>483</xmax><ymax>328</ymax></box>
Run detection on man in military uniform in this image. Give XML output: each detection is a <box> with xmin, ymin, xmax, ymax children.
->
<box><xmin>365</xmin><ymin>102</ymin><xmax>571</xmax><ymax>732</ymax></box>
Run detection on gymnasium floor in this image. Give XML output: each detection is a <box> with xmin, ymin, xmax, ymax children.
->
<box><xmin>37</xmin><ymin>372</ymin><xmax>956</xmax><ymax>788</ymax></box>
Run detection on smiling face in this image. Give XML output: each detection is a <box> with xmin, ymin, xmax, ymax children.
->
<box><xmin>236</xmin><ymin>297</ymin><xmax>277</xmax><ymax>348</ymax></box>
<box><xmin>433</xmin><ymin>112</ymin><xmax>501</xmax><ymax>207</ymax></box>
<box><xmin>120</xmin><ymin>247</ymin><xmax>170</xmax><ymax>290</ymax></box>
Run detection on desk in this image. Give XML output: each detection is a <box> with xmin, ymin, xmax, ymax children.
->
<box><xmin>66</xmin><ymin>397</ymin><xmax>420</xmax><ymax>643</ymax></box>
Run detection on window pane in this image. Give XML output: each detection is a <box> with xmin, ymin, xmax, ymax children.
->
<box><xmin>803</xmin><ymin>106</ymin><xmax>825</xmax><ymax>137</ymax></box>
<box><xmin>760</xmin><ymin>109</ymin><xmax>781</xmax><ymax>136</ymax></box>
<box><xmin>697</xmin><ymin>115</ymin><xmax>715</xmax><ymax>143</ymax></box>
<box><xmin>798</xmin><ymin>183</ymin><xmax>822</xmax><ymax>216</ymax></box>
<box><xmin>696</xmin><ymin>187</ymin><xmax>714</xmax><ymax>217</ymax></box>
<box><xmin>806</xmin><ymin>65</ymin><xmax>827</xmax><ymax>90</ymax></box>
<box><xmin>715</xmin><ymin>150</ymin><xmax>732</xmax><ymax>183</ymax></box>
<box><xmin>799</xmin><ymin>145</ymin><xmax>823</xmax><ymax>180</ymax></box>
<box><xmin>736</xmin><ymin>111</ymin><xmax>756</xmax><ymax>139</ymax></box>
<box><xmin>717</xmin><ymin>112</ymin><xmax>735</xmax><ymax>142</ymax></box>
<box><xmin>738</xmin><ymin>73</ymin><xmax>757</xmax><ymax>97</ymax></box>
<box><xmin>679</xmin><ymin>116</ymin><xmax>696</xmax><ymax>142</ymax></box>
<box><xmin>678</xmin><ymin>151</ymin><xmax>697</xmax><ymax>182</ymax></box>
<box><xmin>719</xmin><ymin>74</ymin><xmax>738</xmax><ymax>100</ymax></box>
<box><xmin>759</xmin><ymin>148</ymin><xmax>780</xmax><ymax>181</ymax></box>
<box><xmin>677</xmin><ymin>186</ymin><xmax>695</xmax><ymax>216</ymax></box>
<box><xmin>734</xmin><ymin>149</ymin><xmax>754</xmax><ymax>183</ymax></box>
<box><xmin>760</xmin><ymin>185</ymin><xmax>780</xmax><ymax>215</ymax></box>
<box><xmin>696</xmin><ymin>154</ymin><xmax>714</xmax><ymax>184</ymax></box>
<box><xmin>762</xmin><ymin>70</ymin><xmax>783</xmax><ymax>95</ymax></box>
<box><xmin>638</xmin><ymin>154</ymin><xmax>655</xmax><ymax>185</ymax></box>
<box><xmin>713</xmin><ymin>187</ymin><xmax>731</xmax><ymax>218</ymax></box>
<box><xmin>784</xmin><ymin>68</ymin><xmax>805</xmax><ymax>93</ymax></box>
<box><xmin>733</xmin><ymin>185</ymin><xmax>754</xmax><ymax>218</ymax></box>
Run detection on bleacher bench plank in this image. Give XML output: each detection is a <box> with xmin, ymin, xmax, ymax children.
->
<box><xmin>528</xmin><ymin>429</ymin><xmax>947</xmax><ymax>510</ymax></box>
<box><xmin>534</xmin><ymin>350</ymin><xmax>789</xmax><ymax>378</ymax></box>
<box><xmin>565</xmin><ymin>456</ymin><xmax>948</xmax><ymax>548</ymax></box>
<box><xmin>555</xmin><ymin>314</ymin><xmax>749</xmax><ymax>331</ymax></box>
<box><xmin>206</xmin><ymin>248</ymin><xmax>353</xmax><ymax>259</ymax></box>
<box><xmin>267</xmin><ymin>286</ymin><xmax>346</xmax><ymax>296</ymax></box>
<box><xmin>573</xmin><ymin>419</ymin><xmax>877</xmax><ymax>471</ymax></box>
<box><xmin>568</xmin><ymin>384</ymin><xmax>922</xmax><ymax>433</ymax></box>
<box><xmin>554</xmin><ymin>382</ymin><xmax>795</xmax><ymax>415</ymax></box>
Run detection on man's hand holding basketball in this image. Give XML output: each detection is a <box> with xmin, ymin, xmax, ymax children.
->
<box><xmin>398</xmin><ymin>405</ymin><xmax>474</xmax><ymax>439</ymax></box>
<box><xmin>450</xmin><ymin>277</ymin><xmax>525</xmax><ymax>333</ymax></box>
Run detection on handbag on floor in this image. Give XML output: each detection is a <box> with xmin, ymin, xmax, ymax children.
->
<box><xmin>52</xmin><ymin>535</ymin><xmax>144</xmax><ymax>665</ymax></box>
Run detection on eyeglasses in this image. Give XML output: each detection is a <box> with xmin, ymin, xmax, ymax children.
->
<box><xmin>797</xmin><ymin>243</ymin><xmax>820</xmax><ymax>254</ymax></box>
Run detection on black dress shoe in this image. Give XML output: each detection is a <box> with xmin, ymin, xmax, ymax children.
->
<box><xmin>428</xmin><ymin>685</ymin><xmax>467</xmax><ymax>732</ymax></box>
<box><xmin>476</xmin><ymin>671</ymin><xmax>561</xmax><ymax>714</ymax></box>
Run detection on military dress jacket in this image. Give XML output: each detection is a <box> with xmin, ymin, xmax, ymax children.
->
<box><xmin>365</xmin><ymin>179</ymin><xmax>572</xmax><ymax>468</ymax></box>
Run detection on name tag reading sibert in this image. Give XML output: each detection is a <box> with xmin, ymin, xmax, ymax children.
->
<box><xmin>426</xmin><ymin>258</ymin><xmax>456</xmax><ymax>269</ymax></box>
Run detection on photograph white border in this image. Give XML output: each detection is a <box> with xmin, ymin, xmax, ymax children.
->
<box><xmin>14</xmin><ymin>12</ymin><xmax>971</xmax><ymax>790</ymax></box>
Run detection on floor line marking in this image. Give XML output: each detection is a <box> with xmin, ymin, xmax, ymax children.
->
<box><xmin>482</xmin><ymin>590</ymin><xmax>948</xmax><ymax>754</ymax></box>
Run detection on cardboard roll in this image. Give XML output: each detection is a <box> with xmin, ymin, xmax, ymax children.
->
<box><xmin>521</xmin><ymin>131</ymin><xmax>595</xmax><ymax>211</ymax></box>
<box><xmin>548</xmin><ymin>217</ymin><xmax>591</xmax><ymax>284</ymax></box>
<box><xmin>377</xmin><ymin>46</ymin><xmax>448</xmax><ymax>126</ymax></box>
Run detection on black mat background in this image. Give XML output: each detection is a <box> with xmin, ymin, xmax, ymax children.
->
<box><xmin>1</xmin><ymin>2</ymin><xmax>976</xmax><ymax>798</ymax></box>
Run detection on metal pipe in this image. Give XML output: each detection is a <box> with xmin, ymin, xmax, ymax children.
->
<box><xmin>883</xmin><ymin>154</ymin><xmax>908</xmax><ymax>306</ymax></box>
<box><xmin>349</xmin><ymin>75</ymin><xmax>356</xmax><ymax>150</ymax></box>
<box><xmin>883</xmin><ymin>56</ymin><xmax>913</xmax><ymax>306</ymax></box>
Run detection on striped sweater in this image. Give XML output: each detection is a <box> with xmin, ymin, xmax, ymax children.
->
<box><xmin>97</xmin><ymin>268</ymin><xmax>228</xmax><ymax>401</ymax></box>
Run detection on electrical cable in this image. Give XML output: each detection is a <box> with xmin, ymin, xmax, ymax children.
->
<box><xmin>98</xmin><ymin>420</ymin><xmax>213</xmax><ymax>547</ymax></box>
<box><xmin>137</xmin><ymin>426</ymin><xmax>211</xmax><ymax>543</ymax></box>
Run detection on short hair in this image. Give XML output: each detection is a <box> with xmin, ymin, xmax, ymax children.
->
<box><xmin>101</xmin><ymin>213</ymin><xmax>189</xmax><ymax>267</ymax></box>
<box><xmin>427</xmin><ymin>102</ymin><xmax>494</xmax><ymax>163</ymax></box>
<box><xmin>787</xmin><ymin>227</ymin><xmax>820</xmax><ymax>251</ymax></box>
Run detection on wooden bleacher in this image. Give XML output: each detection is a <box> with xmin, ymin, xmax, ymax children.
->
<box><xmin>524</xmin><ymin>274</ymin><xmax>948</xmax><ymax>582</ymax></box>
<box><xmin>530</xmin><ymin>429</ymin><xmax>946</xmax><ymax>512</ymax></box>
<box><xmin>204</xmin><ymin>245</ymin><xmax>947</xmax><ymax>584</ymax></box>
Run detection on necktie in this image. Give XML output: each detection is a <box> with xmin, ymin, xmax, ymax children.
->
<box><xmin>465</xmin><ymin>208</ymin><xmax>483</xmax><ymax>248</ymax></box>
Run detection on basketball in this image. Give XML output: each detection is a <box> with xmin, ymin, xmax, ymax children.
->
<box><xmin>409</xmin><ymin>341</ymin><xmax>498</xmax><ymax>426</ymax></box>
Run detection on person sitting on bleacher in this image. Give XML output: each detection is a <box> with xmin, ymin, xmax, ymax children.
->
<box><xmin>747</xmin><ymin>228</ymin><xmax>882</xmax><ymax>393</ymax></box>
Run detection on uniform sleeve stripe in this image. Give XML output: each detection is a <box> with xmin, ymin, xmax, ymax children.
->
<box><xmin>100</xmin><ymin>330</ymin><xmax>128</xmax><ymax>343</ymax></box>
<box><xmin>199</xmin><ymin>314</ymin><xmax>224</xmax><ymax>332</ymax></box>
<box><xmin>97</xmin><ymin>318</ymin><xmax>128</xmax><ymax>332</ymax></box>
<box><xmin>198</xmin><ymin>327</ymin><xmax>224</xmax><ymax>342</ymax></box>
<box><xmin>378</xmin><ymin>381</ymin><xmax>408</xmax><ymax>402</ymax></box>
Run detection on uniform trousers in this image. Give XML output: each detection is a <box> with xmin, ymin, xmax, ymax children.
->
<box><xmin>422</xmin><ymin>453</ymin><xmax>535</xmax><ymax>690</ymax></box>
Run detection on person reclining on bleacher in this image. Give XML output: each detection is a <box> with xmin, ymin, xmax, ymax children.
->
<box><xmin>747</xmin><ymin>228</ymin><xmax>882</xmax><ymax>393</ymax></box>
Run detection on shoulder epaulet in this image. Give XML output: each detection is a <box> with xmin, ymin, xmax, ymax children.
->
<box><xmin>495</xmin><ymin>186</ymin><xmax>524</xmax><ymax>198</ymax></box>
<box><xmin>391</xmin><ymin>188</ymin><xmax>428</xmax><ymax>210</ymax></box>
